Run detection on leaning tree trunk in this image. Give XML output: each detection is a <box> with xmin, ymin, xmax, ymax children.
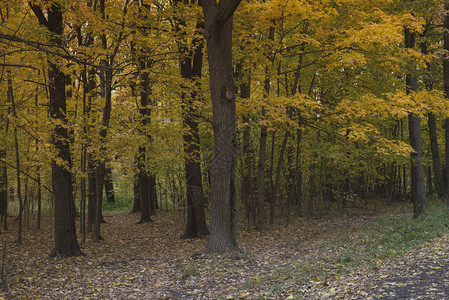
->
<box><xmin>30</xmin><ymin>3</ymin><xmax>83</xmax><ymax>256</ymax></box>
<box><xmin>201</xmin><ymin>0</ymin><xmax>241</xmax><ymax>253</ymax></box>
<box><xmin>405</xmin><ymin>28</ymin><xmax>426</xmax><ymax>218</ymax></box>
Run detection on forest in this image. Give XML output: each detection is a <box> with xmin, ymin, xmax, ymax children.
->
<box><xmin>1</xmin><ymin>0</ymin><xmax>449</xmax><ymax>298</ymax></box>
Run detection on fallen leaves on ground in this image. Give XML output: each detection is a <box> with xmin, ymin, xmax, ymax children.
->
<box><xmin>0</xmin><ymin>204</ymin><xmax>447</xmax><ymax>299</ymax></box>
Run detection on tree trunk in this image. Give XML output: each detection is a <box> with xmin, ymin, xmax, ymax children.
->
<box><xmin>202</xmin><ymin>0</ymin><xmax>241</xmax><ymax>253</ymax></box>
<box><xmin>428</xmin><ymin>113</ymin><xmax>445</xmax><ymax>200</ymax></box>
<box><xmin>270</xmin><ymin>130</ymin><xmax>289</xmax><ymax>225</ymax></box>
<box><xmin>132</xmin><ymin>166</ymin><xmax>141</xmax><ymax>213</ymax></box>
<box><xmin>405</xmin><ymin>28</ymin><xmax>426</xmax><ymax>218</ymax></box>
<box><xmin>177</xmin><ymin>17</ymin><xmax>209</xmax><ymax>238</ymax></box>
<box><xmin>87</xmin><ymin>158</ymin><xmax>96</xmax><ymax>232</ymax></box>
<box><xmin>256</xmin><ymin>110</ymin><xmax>268</xmax><ymax>231</ymax></box>
<box><xmin>239</xmin><ymin>73</ymin><xmax>256</xmax><ymax>228</ymax></box>
<box><xmin>30</xmin><ymin>3</ymin><xmax>83</xmax><ymax>256</ymax></box>
<box><xmin>29</xmin><ymin>2</ymin><xmax>83</xmax><ymax>256</ymax></box>
<box><xmin>104</xmin><ymin>167</ymin><xmax>115</xmax><ymax>203</ymax></box>
<box><xmin>443</xmin><ymin>4</ymin><xmax>449</xmax><ymax>209</ymax></box>
<box><xmin>0</xmin><ymin>145</ymin><xmax>6</xmax><ymax>231</ymax></box>
<box><xmin>8</xmin><ymin>73</ymin><xmax>23</xmax><ymax>244</ymax></box>
<box><xmin>138</xmin><ymin>148</ymin><xmax>152</xmax><ymax>223</ymax></box>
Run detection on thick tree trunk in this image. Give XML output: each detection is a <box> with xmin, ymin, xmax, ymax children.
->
<box><xmin>202</xmin><ymin>0</ymin><xmax>241</xmax><ymax>253</ymax></box>
<box><xmin>87</xmin><ymin>158</ymin><xmax>96</xmax><ymax>232</ymax></box>
<box><xmin>29</xmin><ymin>3</ymin><xmax>83</xmax><ymax>256</ymax></box>
<box><xmin>405</xmin><ymin>28</ymin><xmax>426</xmax><ymax>218</ymax></box>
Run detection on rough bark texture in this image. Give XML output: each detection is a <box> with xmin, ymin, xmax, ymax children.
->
<box><xmin>30</xmin><ymin>3</ymin><xmax>83</xmax><ymax>256</ymax></box>
<box><xmin>202</xmin><ymin>0</ymin><xmax>241</xmax><ymax>253</ymax></box>
<box><xmin>405</xmin><ymin>28</ymin><xmax>426</xmax><ymax>218</ymax></box>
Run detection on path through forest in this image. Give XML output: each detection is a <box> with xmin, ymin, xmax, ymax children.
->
<box><xmin>0</xmin><ymin>204</ymin><xmax>447</xmax><ymax>299</ymax></box>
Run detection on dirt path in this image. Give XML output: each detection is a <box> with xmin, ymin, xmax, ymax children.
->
<box><xmin>0</xmin><ymin>206</ymin><xmax>446</xmax><ymax>299</ymax></box>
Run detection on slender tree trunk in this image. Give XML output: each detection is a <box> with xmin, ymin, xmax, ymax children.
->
<box><xmin>256</xmin><ymin>109</ymin><xmax>268</xmax><ymax>231</ymax></box>
<box><xmin>443</xmin><ymin>4</ymin><xmax>449</xmax><ymax>210</ymax></box>
<box><xmin>8</xmin><ymin>74</ymin><xmax>22</xmax><ymax>243</ymax></box>
<box><xmin>92</xmin><ymin>164</ymin><xmax>104</xmax><ymax>241</ymax></box>
<box><xmin>0</xmin><ymin>144</ymin><xmax>6</xmax><ymax>231</ymax></box>
<box><xmin>202</xmin><ymin>0</ymin><xmax>241</xmax><ymax>253</ymax></box>
<box><xmin>239</xmin><ymin>74</ymin><xmax>255</xmax><ymax>228</ymax></box>
<box><xmin>270</xmin><ymin>130</ymin><xmax>289</xmax><ymax>225</ymax></box>
<box><xmin>405</xmin><ymin>28</ymin><xmax>426</xmax><ymax>218</ymax></box>
<box><xmin>132</xmin><ymin>164</ymin><xmax>141</xmax><ymax>213</ymax></box>
<box><xmin>87</xmin><ymin>159</ymin><xmax>96</xmax><ymax>232</ymax></box>
<box><xmin>428</xmin><ymin>113</ymin><xmax>445</xmax><ymax>200</ymax></box>
<box><xmin>104</xmin><ymin>167</ymin><xmax>115</xmax><ymax>203</ymax></box>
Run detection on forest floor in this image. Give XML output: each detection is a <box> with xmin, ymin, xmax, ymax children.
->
<box><xmin>0</xmin><ymin>200</ymin><xmax>448</xmax><ymax>299</ymax></box>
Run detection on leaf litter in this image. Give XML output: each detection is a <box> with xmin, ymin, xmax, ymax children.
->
<box><xmin>0</xmin><ymin>204</ymin><xmax>448</xmax><ymax>299</ymax></box>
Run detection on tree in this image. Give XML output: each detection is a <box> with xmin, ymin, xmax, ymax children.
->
<box><xmin>201</xmin><ymin>0</ymin><xmax>242</xmax><ymax>253</ymax></box>
<box><xmin>174</xmin><ymin>0</ymin><xmax>209</xmax><ymax>238</ymax></box>
<box><xmin>30</xmin><ymin>2</ymin><xmax>83</xmax><ymax>256</ymax></box>
<box><xmin>405</xmin><ymin>28</ymin><xmax>426</xmax><ymax>218</ymax></box>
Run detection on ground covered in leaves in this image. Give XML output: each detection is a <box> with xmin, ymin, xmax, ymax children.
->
<box><xmin>0</xmin><ymin>202</ymin><xmax>448</xmax><ymax>299</ymax></box>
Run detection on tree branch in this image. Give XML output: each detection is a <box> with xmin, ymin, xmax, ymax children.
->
<box><xmin>216</xmin><ymin>0</ymin><xmax>242</xmax><ymax>26</ymax></box>
<box><xmin>0</xmin><ymin>32</ymin><xmax>115</xmax><ymax>71</ymax></box>
<box><xmin>28</xmin><ymin>3</ymin><xmax>49</xmax><ymax>28</ymax></box>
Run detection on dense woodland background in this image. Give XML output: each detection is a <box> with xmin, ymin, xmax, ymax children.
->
<box><xmin>1</xmin><ymin>0</ymin><xmax>449</xmax><ymax>257</ymax></box>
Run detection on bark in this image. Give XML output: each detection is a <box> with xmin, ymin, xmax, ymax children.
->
<box><xmin>30</xmin><ymin>3</ymin><xmax>83</xmax><ymax>256</ymax></box>
<box><xmin>138</xmin><ymin>148</ymin><xmax>152</xmax><ymax>223</ymax></box>
<box><xmin>132</xmin><ymin>164</ymin><xmax>141</xmax><ymax>213</ymax></box>
<box><xmin>405</xmin><ymin>28</ymin><xmax>426</xmax><ymax>218</ymax></box>
<box><xmin>136</xmin><ymin>57</ymin><xmax>153</xmax><ymax>224</ymax></box>
<box><xmin>177</xmin><ymin>13</ymin><xmax>208</xmax><ymax>238</ymax></box>
<box><xmin>0</xmin><ymin>145</ymin><xmax>6</xmax><ymax>230</ymax></box>
<box><xmin>256</xmin><ymin>109</ymin><xmax>268</xmax><ymax>231</ymax></box>
<box><xmin>428</xmin><ymin>113</ymin><xmax>445</xmax><ymax>200</ymax></box>
<box><xmin>420</xmin><ymin>40</ymin><xmax>446</xmax><ymax>201</ymax></box>
<box><xmin>202</xmin><ymin>0</ymin><xmax>241</xmax><ymax>253</ymax></box>
<box><xmin>8</xmin><ymin>73</ymin><xmax>23</xmax><ymax>243</ymax></box>
<box><xmin>104</xmin><ymin>167</ymin><xmax>115</xmax><ymax>203</ymax></box>
<box><xmin>87</xmin><ymin>159</ymin><xmax>96</xmax><ymax>232</ymax></box>
<box><xmin>444</xmin><ymin>4</ymin><xmax>449</xmax><ymax>208</ymax></box>
<box><xmin>239</xmin><ymin>75</ymin><xmax>255</xmax><ymax>228</ymax></box>
<box><xmin>269</xmin><ymin>130</ymin><xmax>289</xmax><ymax>225</ymax></box>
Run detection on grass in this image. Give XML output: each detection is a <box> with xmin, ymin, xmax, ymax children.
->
<box><xmin>249</xmin><ymin>199</ymin><xmax>449</xmax><ymax>297</ymax></box>
<box><xmin>310</xmin><ymin>199</ymin><xmax>449</xmax><ymax>274</ymax></box>
<box><xmin>102</xmin><ymin>193</ymin><xmax>134</xmax><ymax>212</ymax></box>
